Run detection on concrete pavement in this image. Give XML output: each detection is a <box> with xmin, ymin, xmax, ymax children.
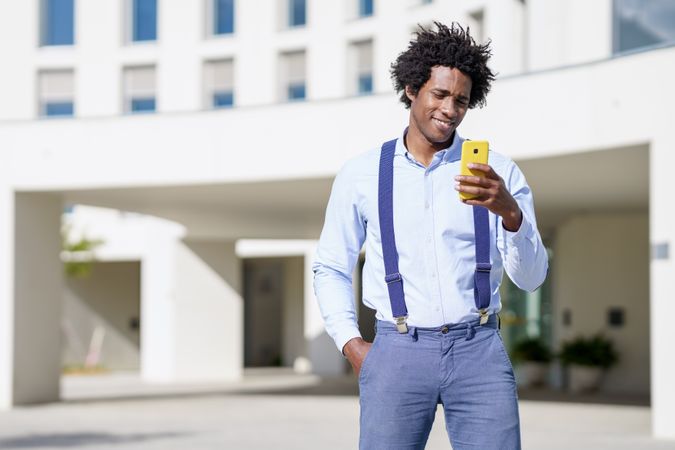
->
<box><xmin>0</xmin><ymin>372</ymin><xmax>673</xmax><ymax>449</ymax></box>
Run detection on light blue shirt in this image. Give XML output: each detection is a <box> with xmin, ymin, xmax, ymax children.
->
<box><xmin>313</xmin><ymin>130</ymin><xmax>549</xmax><ymax>352</ymax></box>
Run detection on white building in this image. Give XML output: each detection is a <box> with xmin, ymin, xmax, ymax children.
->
<box><xmin>1</xmin><ymin>0</ymin><xmax>674</xmax><ymax>439</ymax></box>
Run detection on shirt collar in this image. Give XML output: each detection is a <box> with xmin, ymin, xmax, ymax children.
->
<box><xmin>395</xmin><ymin>127</ymin><xmax>464</xmax><ymax>163</ymax></box>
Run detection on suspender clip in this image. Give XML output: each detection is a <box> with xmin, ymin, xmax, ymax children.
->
<box><xmin>476</xmin><ymin>263</ymin><xmax>492</xmax><ymax>273</ymax></box>
<box><xmin>479</xmin><ymin>309</ymin><xmax>489</xmax><ymax>325</ymax></box>
<box><xmin>395</xmin><ymin>316</ymin><xmax>408</xmax><ymax>334</ymax></box>
<box><xmin>385</xmin><ymin>272</ymin><xmax>402</xmax><ymax>284</ymax></box>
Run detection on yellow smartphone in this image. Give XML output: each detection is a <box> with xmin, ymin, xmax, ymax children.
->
<box><xmin>459</xmin><ymin>140</ymin><xmax>489</xmax><ymax>200</ymax></box>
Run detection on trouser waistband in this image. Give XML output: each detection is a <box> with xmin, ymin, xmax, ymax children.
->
<box><xmin>375</xmin><ymin>314</ymin><xmax>498</xmax><ymax>338</ymax></box>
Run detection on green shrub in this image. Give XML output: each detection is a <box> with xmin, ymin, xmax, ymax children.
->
<box><xmin>511</xmin><ymin>337</ymin><xmax>552</xmax><ymax>363</ymax></box>
<box><xmin>558</xmin><ymin>335</ymin><xmax>618</xmax><ymax>369</ymax></box>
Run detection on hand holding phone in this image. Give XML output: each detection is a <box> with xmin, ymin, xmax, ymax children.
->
<box><xmin>459</xmin><ymin>140</ymin><xmax>489</xmax><ymax>200</ymax></box>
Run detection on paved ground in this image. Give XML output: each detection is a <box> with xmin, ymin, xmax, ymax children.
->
<box><xmin>0</xmin><ymin>371</ymin><xmax>673</xmax><ymax>449</ymax></box>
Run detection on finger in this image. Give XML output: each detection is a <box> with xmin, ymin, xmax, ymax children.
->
<box><xmin>455</xmin><ymin>183</ymin><xmax>489</xmax><ymax>197</ymax></box>
<box><xmin>467</xmin><ymin>163</ymin><xmax>499</xmax><ymax>180</ymax></box>
<box><xmin>461</xmin><ymin>198</ymin><xmax>488</xmax><ymax>207</ymax></box>
<box><xmin>454</xmin><ymin>175</ymin><xmax>496</xmax><ymax>188</ymax></box>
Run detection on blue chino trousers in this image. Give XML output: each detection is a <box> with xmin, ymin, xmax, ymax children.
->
<box><xmin>358</xmin><ymin>316</ymin><xmax>521</xmax><ymax>450</ymax></box>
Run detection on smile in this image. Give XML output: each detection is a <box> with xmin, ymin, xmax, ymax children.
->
<box><xmin>433</xmin><ymin>117</ymin><xmax>454</xmax><ymax>128</ymax></box>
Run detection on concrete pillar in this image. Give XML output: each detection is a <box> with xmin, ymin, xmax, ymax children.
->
<box><xmin>650</xmin><ymin>135</ymin><xmax>675</xmax><ymax>439</ymax></box>
<box><xmin>0</xmin><ymin>193</ymin><xmax>63</xmax><ymax>407</ymax></box>
<box><xmin>0</xmin><ymin>187</ymin><xmax>13</xmax><ymax>409</ymax></box>
<box><xmin>141</xmin><ymin>232</ymin><xmax>243</xmax><ymax>382</ymax></box>
<box><xmin>282</xmin><ymin>256</ymin><xmax>307</xmax><ymax>371</ymax></box>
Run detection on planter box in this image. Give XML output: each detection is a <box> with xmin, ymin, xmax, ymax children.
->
<box><xmin>516</xmin><ymin>362</ymin><xmax>548</xmax><ymax>388</ymax></box>
<box><xmin>567</xmin><ymin>364</ymin><xmax>603</xmax><ymax>393</ymax></box>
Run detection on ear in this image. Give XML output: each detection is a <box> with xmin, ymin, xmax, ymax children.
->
<box><xmin>404</xmin><ymin>85</ymin><xmax>417</xmax><ymax>103</ymax></box>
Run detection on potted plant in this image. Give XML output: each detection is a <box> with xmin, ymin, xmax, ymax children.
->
<box><xmin>511</xmin><ymin>337</ymin><xmax>552</xmax><ymax>388</ymax></box>
<box><xmin>558</xmin><ymin>334</ymin><xmax>618</xmax><ymax>393</ymax></box>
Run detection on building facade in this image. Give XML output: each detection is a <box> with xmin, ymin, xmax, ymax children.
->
<box><xmin>1</xmin><ymin>0</ymin><xmax>674</xmax><ymax>439</ymax></box>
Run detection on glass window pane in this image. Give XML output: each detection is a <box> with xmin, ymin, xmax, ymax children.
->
<box><xmin>125</xmin><ymin>66</ymin><xmax>156</xmax><ymax>113</ymax></box>
<box><xmin>358</xmin><ymin>74</ymin><xmax>373</xmax><ymax>94</ymax></box>
<box><xmin>39</xmin><ymin>70</ymin><xmax>74</xmax><ymax>117</ymax></box>
<box><xmin>133</xmin><ymin>0</ymin><xmax>157</xmax><ymax>42</ymax></box>
<box><xmin>614</xmin><ymin>0</ymin><xmax>675</xmax><ymax>53</ymax></box>
<box><xmin>131</xmin><ymin>98</ymin><xmax>156</xmax><ymax>112</ymax></box>
<box><xmin>45</xmin><ymin>102</ymin><xmax>74</xmax><ymax>116</ymax></box>
<box><xmin>214</xmin><ymin>0</ymin><xmax>235</xmax><ymax>34</ymax></box>
<box><xmin>352</xmin><ymin>40</ymin><xmax>373</xmax><ymax>95</ymax></box>
<box><xmin>213</xmin><ymin>91</ymin><xmax>234</xmax><ymax>107</ymax></box>
<box><xmin>204</xmin><ymin>60</ymin><xmax>234</xmax><ymax>109</ymax></box>
<box><xmin>42</xmin><ymin>0</ymin><xmax>74</xmax><ymax>46</ymax></box>
<box><xmin>288</xmin><ymin>0</ymin><xmax>306</xmax><ymax>27</ymax></box>
<box><xmin>287</xmin><ymin>83</ymin><xmax>305</xmax><ymax>100</ymax></box>
<box><xmin>281</xmin><ymin>51</ymin><xmax>305</xmax><ymax>101</ymax></box>
<box><xmin>359</xmin><ymin>0</ymin><xmax>373</xmax><ymax>17</ymax></box>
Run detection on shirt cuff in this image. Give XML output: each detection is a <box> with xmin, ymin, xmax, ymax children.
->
<box><xmin>334</xmin><ymin>326</ymin><xmax>363</xmax><ymax>355</ymax></box>
<box><xmin>501</xmin><ymin>213</ymin><xmax>533</xmax><ymax>245</ymax></box>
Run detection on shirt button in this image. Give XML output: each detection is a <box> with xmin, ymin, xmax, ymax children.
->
<box><xmin>431</xmin><ymin>273</ymin><xmax>436</xmax><ymax>278</ymax></box>
<box><xmin>425</xmin><ymin>203</ymin><xmax>430</xmax><ymax>209</ymax></box>
<box><xmin>441</xmin><ymin>326</ymin><xmax>449</xmax><ymax>334</ymax></box>
<box><xmin>426</xmin><ymin>237</ymin><xmax>432</xmax><ymax>244</ymax></box>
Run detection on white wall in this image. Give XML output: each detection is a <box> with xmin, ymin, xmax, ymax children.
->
<box><xmin>64</xmin><ymin>261</ymin><xmax>141</xmax><ymax>370</ymax></box>
<box><xmin>0</xmin><ymin>0</ymin><xmax>541</xmax><ymax>121</ymax></box>
<box><xmin>526</xmin><ymin>0</ymin><xmax>612</xmax><ymax>72</ymax></box>
<box><xmin>649</xmin><ymin>133</ymin><xmax>675</xmax><ymax>438</ymax></box>
<box><xmin>553</xmin><ymin>213</ymin><xmax>649</xmax><ymax>394</ymax></box>
<box><xmin>142</xmin><ymin>236</ymin><xmax>243</xmax><ymax>382</ymax></box>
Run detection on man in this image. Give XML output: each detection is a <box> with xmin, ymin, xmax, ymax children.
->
<box><xmin>313</xmin><ymin>22</ymin><xmax>547</xmax><ymax>450</ymax></box>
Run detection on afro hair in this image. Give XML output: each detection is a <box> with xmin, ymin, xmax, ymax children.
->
<box><xmin>390</xmin><ymin>22</ymin><xmax>495</xmax><ymax>109</ymax></box>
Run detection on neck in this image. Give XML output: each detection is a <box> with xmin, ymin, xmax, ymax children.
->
<box><xmin>404</xmin><ymin>124</ymin><xmax>453</xmax><ymax>168</ymax></box>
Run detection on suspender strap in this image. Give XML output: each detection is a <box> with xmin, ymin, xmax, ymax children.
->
<box><xmin>378</xmin><ymin>139</ymin><xmax>408</xmax><ymax>332</ymax></box>
<box><xmin>473</xmin><ymin>205</ymin><xmax>492</xmax><ymax>318</ymax></box>
<box><xmin>377</xmin><ymin>138</ymin><xmax>493</xmax><ymax>331</ymax></box>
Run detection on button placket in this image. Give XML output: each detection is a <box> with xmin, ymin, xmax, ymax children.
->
<box><xmin>423</xmin><ymin>169</ymin><xmax>445</xmax><ymax>321</ymax></box>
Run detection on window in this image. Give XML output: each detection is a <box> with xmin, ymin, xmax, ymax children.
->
<box><xmin>38</xmin><ymin>70</ymin><xmax>75</xmax><ymax>117</ymax></box>
<box><xmin>212</xmin><ymin>0</ymin><xmax>235</xmax><ymax>35</ymax></box>
<box><xmin>204</xmin><ymin>60</ymin><xmax>234</xmax><ymax>108</ymax></box>
<box><xmin>613</xmin><ymin>0</ymin><xmax>675</xmax><ymax>53</ymax></box>
<box><xmin>123</xmin><ymin>66</ymin><xmax>156</xmax><ymax>113</ymax></box>
<box><xmin>131</xmin><ymin>0</ymin><xmax>157</xmax><ymax>42</ymax></box>
<box><xmin>288</xmin><ymin>0</ymin><xmax>306</xmax><ymax>27</ymax></box>
<box><xmin>351</xmin><ymin>40</ymin><xmax>373</xmax><ymax>95</ymax></box>
<box><xmin>40</xmin><ymin>0</ymin><xmax>74</xmax><ymax>46</ymax></box>
<box><xmin>280</xmin><ymin>51</ymin><xmax>306</xmax><ymax>101</ymax></box>
<box><xmin>358</xmin><ymin>0</ymin><xmax>373</xmax><ymax>17</ymax></box>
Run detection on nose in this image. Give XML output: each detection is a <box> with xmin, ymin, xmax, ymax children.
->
<box><xmin>439</xmin><ymin>98</ymin><xmax>458</xmax><ymax>119</ymax></box>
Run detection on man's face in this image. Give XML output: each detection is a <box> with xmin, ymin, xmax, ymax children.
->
<box><xmin>406</xmin><ymin>66</ymin><xmax>472</xmax><ymax>147</ymax></box>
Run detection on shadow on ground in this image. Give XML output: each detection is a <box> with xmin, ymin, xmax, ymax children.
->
<box><xmin>0</xmin><ymin>432</ymin><xmax>188</xmax><ymax>449</ymax></box>
<box><xmin>60</xmin><ymin>371</ymin><xmax>649</xmax><ymax>408</ymax></box>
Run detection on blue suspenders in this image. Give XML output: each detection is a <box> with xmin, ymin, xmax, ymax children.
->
<box><xmin>377</xmin><ymin>139</ymin><xmax>492</xmax><ymax>333</ymax></box>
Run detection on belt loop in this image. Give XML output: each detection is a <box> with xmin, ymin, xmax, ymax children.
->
<box><xmin>465</xmin><ymin>322</ymin><xmax>476</xmax><ymax>341</ymax></box>
<box><xmin>410</xmin><ymin>326</ymin><xmax>418</xmax><ymax>342</ymax></box>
